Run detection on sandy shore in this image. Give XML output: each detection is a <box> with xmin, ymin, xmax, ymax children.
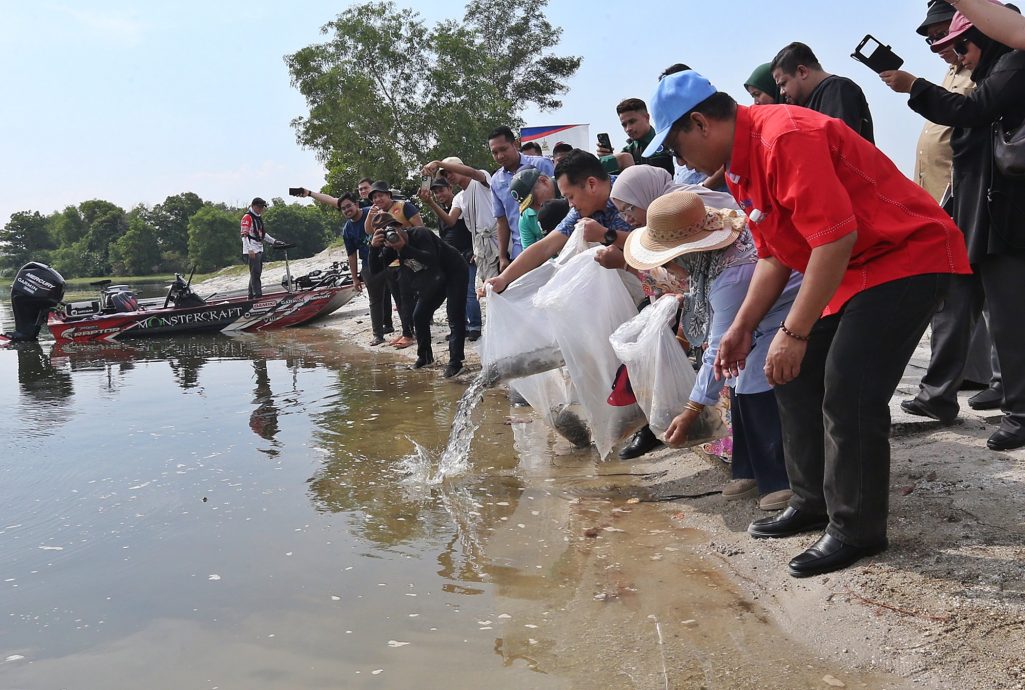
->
<box><xmin>199</xmin><ymin>253</ymin><xmax>1025</xmax><ymax>689</ymax></box>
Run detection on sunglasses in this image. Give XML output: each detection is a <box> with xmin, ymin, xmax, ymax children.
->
<box><xmin>953</xmin><ymin>38</ymin><xmax>970</xmax><ymax>56</ymax></box>
<box><xmin>925</xmin><ymin>29</ymin><xmax>948</xmax><ymax>45</ymax></box>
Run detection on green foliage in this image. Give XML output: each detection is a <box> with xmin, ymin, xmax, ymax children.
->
<box><xmin>0</xmin><ymin>211</ymin><xmax>55</xmax><ymax>272</ymax></box>
<box><xmin>148</xmin><ymin>192</ymin><xmax>204</xmax><ymax>260</ymax></box>
<box><xmin>284</xmin><ymin>0</ymin><xmax>580</xmax><ymax>195</ymax></box>
<box><xmin>187</xmin><ymin>205</ymin><xmax>241</xmax><ymax>273</ymax></box>
<box><xmin>109</xmin><ymin>210</ymin><xmax>162</xmax><ymax>275</ymax></box>
<box><xmin>49</xmin><ymin>206</ymin><xmax>86</xmax><ymax>247</ymax></box>
<box><xmin>263</xmin><ymin>202</ymin><xmax>334</xmax><ymax>259</ymax></box>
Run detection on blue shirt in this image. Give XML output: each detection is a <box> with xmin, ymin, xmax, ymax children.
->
<box><xmin>554</xmin><ymin>175</ymin><xmax>632</xmax><ymax>238</ymax></box>
<box><xmin>342</xmin><ymin>208</ymin><xmax>370</xmax><ymax>267</ymax></box>
<box><xmin>692</xmin><ymin>266</ymin><xmax>803</xmax><ymax>404</ymax></box>
<box><xmin>490</xmin><ymin>153</ymin><xmax>556</xmax><ymax>257</ymax></box>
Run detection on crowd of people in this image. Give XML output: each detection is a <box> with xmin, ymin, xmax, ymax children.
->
<box><xmin>245</xmin><ymin>0</ymin><xmax>1023</xmax><ymax>579</ymax></box>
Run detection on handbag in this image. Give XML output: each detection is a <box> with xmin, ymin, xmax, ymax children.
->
<box><xmin>993</xmin><ymin>118</ymin><xmax>1025</xmax><ymax>178</ymax></box>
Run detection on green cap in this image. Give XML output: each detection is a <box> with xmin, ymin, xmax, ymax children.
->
<box><xmin>509</xmin><ymin>167</ymin><xmax>542</xmax><ymax>213</ymax></box>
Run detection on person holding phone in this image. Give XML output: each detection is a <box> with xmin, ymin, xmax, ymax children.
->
<box><xmin>596</xmin><ymin>99</ymin><xmax>676</xmax><ymax>176</ymax></box>
<box><xmin>879</xmin><ymin>12</ymin><xmax>1025</xmax><ymax>450</ymax></box>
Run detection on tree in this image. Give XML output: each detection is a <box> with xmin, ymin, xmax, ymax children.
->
<box><xmin>48</xmin><ymin>206</ymin><xmax>86</xmax><ymax>247</ymax></box>
<box><xmin>284</xmin><ymin>0</ymin><xmax>580</xmax><ymax>194</ymax></box>
<box><xmin>263</xmin><ymin>201</ymin><xmax>333</xmax><ymax>259</ymax></box>
<box><xmin>0</xmin><ymin>211</ymin><xmax>56</xmax><ymax>272</ymax></box>
<box><xmin>149</xmin><ymin>192</ymin><xmax>204</xmax><ymax>267</ymax></box>
<box><xmin>187</xmin><ymin>205</ymin><xmax>240</xmax><ymax>272</ymax></box>
<box><xmin>109</xmin><ymin>210</ymin><xmax>161</xmax><ymax>275</ymax></box>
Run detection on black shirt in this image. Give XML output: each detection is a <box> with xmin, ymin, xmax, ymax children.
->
<box><xmin>805</xmin><ymin>75</ymin><xmax>875</xmax><ymax>143</ymax></box>
<box><xmin>369</xmin><ymin>227</ymin><xmax>468</xmax><ymax>292</ymax></box>
<box><xmin>439</xmin><ymin>210</ymin><xmax>473</xmax><ymax>258</ymax></box>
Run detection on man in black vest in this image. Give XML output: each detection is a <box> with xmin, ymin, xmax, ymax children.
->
<box><xmin>240</xmin><ymin>197</ymin><xmax>280</xmax><ymax>299</ymax></box>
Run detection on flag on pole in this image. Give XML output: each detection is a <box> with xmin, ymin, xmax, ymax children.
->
<box><xmin>520</xmin><ymin>125</ymin><xmax>590</xmax><ymax>156</ymax></box>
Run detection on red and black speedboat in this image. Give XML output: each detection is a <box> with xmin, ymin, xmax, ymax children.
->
<box><xmin>2</xmin><ymin>249</ymin><xmax>356</xmax><ymax>345</ymax></box>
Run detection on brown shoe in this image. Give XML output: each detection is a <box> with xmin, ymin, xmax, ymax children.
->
<box><xmin>393</xmin><ymin>336</ymin><xmax>415</xmax><ymax>349</ymax></box>
<box><xmin>722</xmin><ymin>479</ymin><xmax>757</xmax><ymax>500</ymax></box>
<box><xmin>758</xmin><ymin>489</ymin><xmax>793</xmax><ymax>511</ymax></box>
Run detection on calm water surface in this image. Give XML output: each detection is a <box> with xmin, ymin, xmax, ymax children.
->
<box><xmin>0</xmin><ymin>327</ymin><xmax>902</xmax><ymax>689</ymax></box>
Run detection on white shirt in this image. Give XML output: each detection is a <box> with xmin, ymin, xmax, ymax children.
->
<box><xmin>451</xmin><ymin>171</ymin><xmax>495</xmax><ymax>237</ymax></box>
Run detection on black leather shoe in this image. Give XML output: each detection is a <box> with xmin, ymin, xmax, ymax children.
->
<box><xmin>443</xmin><ymin>362</ymin><xmax>463</xmax><ymax>379</ymax></box>
<box><xmin>467</xmin><ymin>330</ymin><xmax>482</xmax><ymax>342</ymax></box>
<box><xmin>788</xmin><ymin>533</ymin><xmax>888</xmax><ymax>578</ymax></box>
<box><xmin>968</xmin><ymin>386</ymin><xmax>1003</xmax><ymax>411</ymax></box>
<box><xmin>899</xmin><ymin>398</ymin><xmax>957</xmax><ymax>425</ymax></box>
<box><xmin>987</xmin><ymin>428</ymin><xmax>1025</xmax><ymax>451</ymax></box>
<box><xmin>618</xmin><ymin>425</ymin><xmax>663</xmax><ymax>459</ymax></box>
<box><xmin>369</xmin><ymin>336</ymin><xmax>385</xmax><ymax>346</ymax></box>
<box><xmin>410</xmin><ymin>356</ymin><xmax>434</xmax><ymax>370</ymax></box>
<box><xmin>748</xmin><ymin>506</ymin><xmax>829</xmax><ymax>539</ymax></box>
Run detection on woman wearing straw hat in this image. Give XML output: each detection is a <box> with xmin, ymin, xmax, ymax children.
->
<box><xmin>623</xmin><ymin>189</ymin><xmax>802</xmax><ymax>511</ymax></box>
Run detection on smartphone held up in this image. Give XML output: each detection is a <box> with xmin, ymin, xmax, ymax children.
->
<box><xmin>851</xmin><ymin>35</ymin><xmax>904</xmax><ymax>73</ymax></box>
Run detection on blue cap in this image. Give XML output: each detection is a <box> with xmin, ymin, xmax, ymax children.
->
<box><xmin>642</xmin><ymin>70</ymin><xmax>718</xmax><ymax>158</ymax></box>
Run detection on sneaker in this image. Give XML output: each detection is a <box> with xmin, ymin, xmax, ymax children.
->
<box><xmin>443</xmin><ymin>362</ymin><xmax>463</xmax><ymax>378</ymax></box>
<box><xmin>467</xmin><ymin>330</ymin><xmax>482</xmax><ymax>342</ymax></box>
<box><xmin>369</xmin><ymin>336</ymin><xmax>385</xmax><ymax>346</ymax></box>
<box><xmin>758</xmin><ymin>489</ymin><xmax>793</xmax><ymax>511</ymax></box>
<box><xmin>722</xmin><ymin>479</ymin><xmax>758</xmax><ymax>500</ymax></box>
<box><xmin>410</xmin><ymin>355</ymin><xmax>434</xmax><ymax>370</ymax></box>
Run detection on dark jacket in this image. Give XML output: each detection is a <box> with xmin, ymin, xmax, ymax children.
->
<box><xmin>805</xmin><ymin>75</ymin><xmax>875</xmax><ymax>143</ymax></box>
<box><xmin>369</xmin><ymin>227</ymin><xmax>468</xmax><ymax>293</ymax></box>
<box><xmin>908</xmin><ymin>49</ymin><xmax>1025</xmax><ymax>262</ymax></box>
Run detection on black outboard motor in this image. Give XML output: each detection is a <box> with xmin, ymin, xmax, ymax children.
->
<box><xmin>6</xmin><ymin>262</ymin><xmax>66</xmax><ymax>342</ymax></box>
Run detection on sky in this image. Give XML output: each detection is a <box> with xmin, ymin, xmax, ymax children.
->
<box><xmin>1</xmin><ymin>0</ymin><xmax>945</xmax><ymax>228</ymax></box>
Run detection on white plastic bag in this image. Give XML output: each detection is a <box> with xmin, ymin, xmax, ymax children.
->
<box><xmin>534</xmin><ymin>245</ymin><xmax>646</xmax><ymax>458</ymax></box>
<box><xmin>479</xmin><ymin>262</ymin><xmax>563</xmax><ymax>384</ymax></box>
<box><xmin>609</xmin><ymin>294</ymin><xmax>727</xmax><ymax>444</ymax></box>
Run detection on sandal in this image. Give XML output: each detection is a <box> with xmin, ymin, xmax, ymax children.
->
<box><xmin>393</xmin><ymin>336</ymin><xmax>415</xmax><ymax>349</ymax></box>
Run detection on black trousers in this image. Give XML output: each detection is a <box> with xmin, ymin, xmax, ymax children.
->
<box><xmin>246</xmin><ymin>253</ymin><xmax>263</xmax><ymax>298</ymax></box>
<box><xmin>362</xmin><ymin>267</ymin><xmax>393</xmax><ymax>338</ymax></box>
<box><xmin>384</xmin><ymin>265</ymin><xmax>415</xmax><ymax>338</ymax></box>
<box><xmin>977</xmin><ymin>253</ymin><xmax>1025</xmax><ymax>435</ymax></box>
<box><xmin>774</xmin><ymin>273</ymin><xmax>948</xmax><ymax>546</ymax></box>
<box><xmin>412</xmin><ymin>268</ymin><xmax>469</xmax><ymax>365</ymax></box>
<box><xmin>914</xmin><ymin>272</ymin><xmax>996</xmax><ymax>417</ymax></box>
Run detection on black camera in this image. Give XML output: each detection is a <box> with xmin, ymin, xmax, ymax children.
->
<box><xmin>385</xmin><ymin>229</ymin><xmax>400</xmax><ymax>244</ymax></box>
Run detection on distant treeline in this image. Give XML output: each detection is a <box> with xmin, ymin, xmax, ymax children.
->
<box><xmin>0</xmin><ymin>194</ymin><xmax>342</xmax><ymax>279</ymax></box>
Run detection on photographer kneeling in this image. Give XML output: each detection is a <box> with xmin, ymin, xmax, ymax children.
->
<box><xmin>369</xmin><ymin>220</ymin><xmax>470</xmax><ymax>378</ymax></box>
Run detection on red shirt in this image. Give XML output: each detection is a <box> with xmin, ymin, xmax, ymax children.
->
<box><xmin>725</xmin><ymin>105</ymin><xmax>970</xmax><ymax>315</ymax></box>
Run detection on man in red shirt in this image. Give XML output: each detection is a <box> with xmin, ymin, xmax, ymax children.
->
<box><xmin>645</xmin><ymin>71</ymin><xmax>971</xmax><ymax>577</ymax></box>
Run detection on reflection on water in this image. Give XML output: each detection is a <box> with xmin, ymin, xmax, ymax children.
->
<box><xmin>0</xmin><ymin>330</ymin><xmax>903</xmax><ymax>689</ymax></box>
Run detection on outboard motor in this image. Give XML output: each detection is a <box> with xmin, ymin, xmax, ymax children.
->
<box><xmin>6</xmin><ymin>262</ymin><xmax>65</xmax><ymax>341</ymax></box>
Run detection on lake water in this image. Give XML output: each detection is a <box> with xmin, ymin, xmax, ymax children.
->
<box><xmin>0</xmin><ymin>328</ymin><xmax>904</xmax><ymax>689</ymax></box>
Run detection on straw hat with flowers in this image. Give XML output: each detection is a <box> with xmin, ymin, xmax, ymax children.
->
<box><xmin>623</xmin><ymin>191</ymin><xmax>747</xmax><ymax>270</ymax></box>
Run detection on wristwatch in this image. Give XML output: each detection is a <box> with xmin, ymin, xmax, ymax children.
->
<box><xmin>601</xmin><ymin>228</ymin><xmax>618</xmax><ymax>246</ymax></box>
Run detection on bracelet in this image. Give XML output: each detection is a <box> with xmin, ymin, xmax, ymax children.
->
<box><xmin>685</xmin><ymin>401</ymin><xmax>705</xmax><ymax>413</ymax></box>
<box><xmin>780</xmin><ymin>321</ymin><xmax>809</xmax><ymax>341</ymax></box>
